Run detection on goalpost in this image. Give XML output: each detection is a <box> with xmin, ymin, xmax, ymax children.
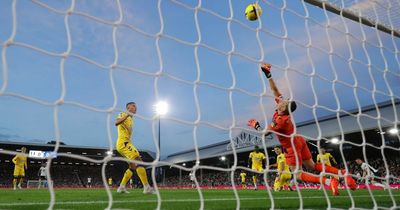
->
<box><xmin>305</xmin><ymin>0</ymin><xmax>400</xmax><ymax>38</ymax></box>
<box><xmin>0</xmin><ymin>0</ymin><xmax>399</xmax><ymax>209</ymax></box>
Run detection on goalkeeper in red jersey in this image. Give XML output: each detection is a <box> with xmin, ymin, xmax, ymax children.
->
<box><xmin>247</xmin><ymin>63</ymin><xmax>357</xmax><ymax>196</ymax></box>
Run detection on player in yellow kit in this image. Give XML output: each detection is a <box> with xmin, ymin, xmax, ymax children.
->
<box><xmin>316</xmin><ymin>147</ymin><xmax>338</xmax><ymax>189</ymax></box>
<box><xmin>316</xmin><ymin>147</ymin><xmax>337</xmax><ymax>167</ymax></box>
<box><xmin>273</xmin><ymin>146</ymin><xmax>292</xmax><ymax>191</ymax></box>
<box><xmin>248</xmin><ymin>146</ymin><xmax>265</xmax><ymax>190</ymax></box>
<box><xmin>240</xmin><ymin>170</ymin><xmax>247</xmax><ymax>189</ymax></box>
<box><xmin>108</xmin><ymin>177</ymin><xmax>113</xmax><ymax>187</ymax></box>
<box><xmin>116</xmin><ymin>102</ymin><xmax>154</xmax><ymax>194</ymax></box>
<box><xmin>12</xmin><ymin>147</ymin><xmax>27</xmax><ymax>190</ymax></box>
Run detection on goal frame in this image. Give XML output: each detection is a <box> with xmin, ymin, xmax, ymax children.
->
<box><xmin>304</xmin><ymin>0</ymin><xmax>400</xmax><ymax>37</ymax></box>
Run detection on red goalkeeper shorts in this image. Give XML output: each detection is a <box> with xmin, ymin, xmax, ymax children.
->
<box><xmin>284</xmin><ymin>136</ymin><xmax>312</xmax><ymax>166</ymax></box>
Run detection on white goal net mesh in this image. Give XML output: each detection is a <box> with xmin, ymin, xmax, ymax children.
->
<box><xmin>0</xmin><ymin>0</ymin><xmax>399</xmax><ymax>209</ymax></box>
<box><xmin>327</xmin><ymin>0</ymin><xmax>400</xmax><ymax>32</ymax></box>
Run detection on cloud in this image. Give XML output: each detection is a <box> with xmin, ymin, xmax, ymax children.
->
<box><xmin>3</xmin><ymin>0</ymin><xmax>396</xmax><ymax>156</ymax></box>
<box><xmin>0</xmin><ymin>133</ymin><xmax>46</xmax><ymax>145</ymax></box>
<box><xmin>0</xmin><ymin>126</ymin><xmax>10</xmax><ymax>132</ymax></box>
<box><xmin>211</xmin><ymin>0</ymin><xmax>393</xmax><ymax>136</ymax></box>
<box><xmin>348</xmin><ymin>0</ymin><xmax>379</xmax><ymax>11</ymax></box>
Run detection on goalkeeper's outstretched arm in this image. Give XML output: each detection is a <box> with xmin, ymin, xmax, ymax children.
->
<box><xmin>261</xmin><ymin>63</ymin><xmax>281</xmax><ymax>98</ymax></box>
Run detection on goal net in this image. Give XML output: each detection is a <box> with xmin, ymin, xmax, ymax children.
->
<box><xmin>0</xmin><ymin>0</ymin><xmax>399</xmax><ymax>209</ymax></box>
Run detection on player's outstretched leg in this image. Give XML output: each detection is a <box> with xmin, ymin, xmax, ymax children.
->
<box><xmin>296</xmin><ymin>160</ymin><xmax>340</xmax><ymax>196</ymax></box>
<box><xmin>314</xmin><ymin>163</ymin><xmax>357</xmax><ymax>190</ymax></box>
<box><xmin>298</xmin><ymin>171</ymin><xmax>339</xmax><ymax>196</ymax></box>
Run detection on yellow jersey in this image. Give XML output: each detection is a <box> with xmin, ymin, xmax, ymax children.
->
<box><xmin>12</xmin><ymin>154</ymin><xmax>27</xmax><ymax>169</ymax></box>
<box><xmin>317</xmin><ymin>153</ymin><xmax>333</xmax><ymax>166</ymax></box>
<box><xmin>108</xmin><ymin>178</ymin><xmax>113</xmax><ymax>185</ymax></box>
<box><xmin>249</xmin><ymin>151</ymin><xmax>265</xmax><ymax>167</ymax></box>
<box><xmin>276</xmin><ymin>153</ymin><xmax>290</xmax><ymax>172</ymax></box>
<box><xmin>240</xmin><ymin>172</ymin><xmax>246</xmax><ymax>180</ymax></box>
<box><xmin>116</xmin><ymin>112</ymin><xmax>133</xmax><ymax>148</ymax></box>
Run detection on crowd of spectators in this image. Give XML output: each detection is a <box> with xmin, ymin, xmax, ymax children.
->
<box><xmin>341</xmin><ymin>158</ymin><xmax>400</xmax><ymax>184</ymax></box>
<box><xmin>1</xmin><ymin>157</ymin><xmax>399</xmax><ymax>188</ymax></box>
<box><xmin>0</xmin><ymin>163</ymin><xmax>131</xmax><ymax>188</ymax></box>
<box><xmin>160</xmin><ymin>157</ymin><xmax>400</xmax><ymax>187</ymax></box>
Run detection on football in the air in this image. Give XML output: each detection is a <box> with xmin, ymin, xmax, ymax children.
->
<box><xmin>245</xmin><ymin>3</ymin><xmax>263</xmax><ymax>21</ymax></box>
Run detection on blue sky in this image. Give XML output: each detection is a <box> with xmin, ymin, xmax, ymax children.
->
<box><xmin>0</xmin><ymin>0</ymin><xmax>399</xmax><ymax>157</ymax></box>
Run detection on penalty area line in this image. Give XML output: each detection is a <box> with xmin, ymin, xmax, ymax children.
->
<box><xmin>0</xmin><ymin>194</ymin><xmax>398</xmax><ymax>206</ymax></box>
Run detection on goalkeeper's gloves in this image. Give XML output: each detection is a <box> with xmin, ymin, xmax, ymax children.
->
<box><xmin>247</xmin><ymin>118</ymin><xmax>261</xmax><ymax>131</ymax></box>
<box><xmin>261</xmin><ymin>63</ymin><xmax>272</xmax><ymax>79</ymax></box>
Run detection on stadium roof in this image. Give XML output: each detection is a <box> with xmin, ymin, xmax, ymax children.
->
<box><xmin>164</xmin><ymin>99</ymin><xmax>399</xmax><ymax>164</ymax></box>
<box><xmin>0</xmin><ymin>140</ymin><xmax>107</xmax><ymax>150</ymax></box>
<box><xmin>0</xmin><ymin>140</ymin><xmax>156</xmax><ymax>160</ymax></box>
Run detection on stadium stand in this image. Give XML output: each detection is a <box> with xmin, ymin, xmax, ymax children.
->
<box><xmin>0</xmin><ymin>141</ymin><xmax>154</xmax><ymax>188</ymax></box>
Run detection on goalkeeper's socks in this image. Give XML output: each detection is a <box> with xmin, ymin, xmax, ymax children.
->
<box><xmin>300</xmin><ymin>172</ymin><xmax>327</xmax><ymax>184</ymax></box>
<box><xmin>314</xmin><ymin>163</ymin><xmax>339</xmax><ymax>174</ymax></box>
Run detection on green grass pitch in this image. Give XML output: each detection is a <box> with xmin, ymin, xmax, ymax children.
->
<box><xmin>0</xmin><ymin>188</ymin><xmax>398</xmax><ymax>209</ymax></box>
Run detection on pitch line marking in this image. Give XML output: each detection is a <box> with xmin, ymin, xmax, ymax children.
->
<box><xmin>0</xmin><ymin>194</ymin><xmax>398</xmax><ymax>206</ymax></box>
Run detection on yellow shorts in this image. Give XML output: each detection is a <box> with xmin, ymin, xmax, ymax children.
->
<box><xmin>13</xmin><ymin>166</ymin><xmax>25</xmax><ymax>177</ymax></box>
<box><xmin>252</xmin><ymin>165</ymin><xmax>263</xmax><ymax>172</ymax></box>
<box><xmin>280</xmin><ymin>172</ymin><xmax>291</xmax><ymax>183</ymax></box>
<box><xmin>241</xmin><ymin>178</ymin><xmax>245</xmax><ymax>183</ymax></box>
<box><xmin>275</xmin><ymin>172</ymin><xmax>291</xmax><ymax>187</ymax></box>
<box><xmin>117</xmin><ymin>142</ymin><xmax>140</xmax><ymax>160</ymax></box>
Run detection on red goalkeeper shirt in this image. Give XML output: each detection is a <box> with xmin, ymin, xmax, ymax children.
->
<box><xmin>268</xmin><ymin>95</ymin><xmax>298</xmax><ymax>148</ymax></box>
